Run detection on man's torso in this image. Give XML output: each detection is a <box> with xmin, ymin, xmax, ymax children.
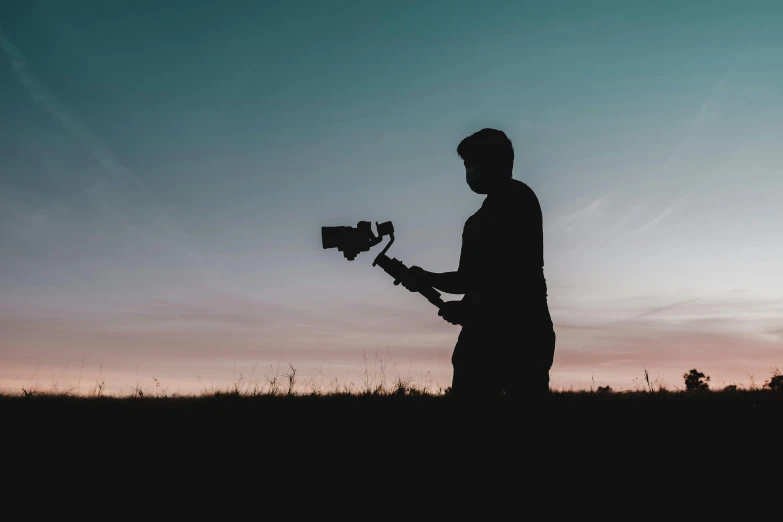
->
<box><xmin>458</xmin><ymin>178</ymin><xmax>551</xmax><ymax>330</ymax></box>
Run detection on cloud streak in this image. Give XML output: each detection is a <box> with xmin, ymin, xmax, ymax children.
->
<box><xmin>2</xmin><ymin>289</ymin><xmax>780</xmax><ymax>394</ymax></box>
<box><xmin>0</xmin><ymin>27</ymin><xmax>229</xmax><ymax>286</ymax></box>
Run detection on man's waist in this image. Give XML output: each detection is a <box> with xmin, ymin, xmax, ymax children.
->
<box><xmin>463</xmin><ymin>294</ymin><xmax>549</xmax><ymax>321</ymax></box>
<box><xmin>463</xmin><ymin>289</ymin><xmax>548</xmax><ymax>306</ymax></box>
<box><xmin>463</xmin><ymin>269</ymin><xmax>547</xmax><ymax>290</ymax></box>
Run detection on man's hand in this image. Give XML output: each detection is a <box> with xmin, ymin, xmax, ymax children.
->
<box><xmin>438</xmin><ymin>300</ymin><xmax>469</xmax><ymax>326</ymax></box>
<box><xmin>398</xmin><ymin>265</ymin><xmax>427</xmax><ymax>293</ymax></box>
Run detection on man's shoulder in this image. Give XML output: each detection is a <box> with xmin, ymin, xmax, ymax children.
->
<box><xmin>463</xmin><ymin>209</ymin><xmax>479</xmax><ymax>229</ymax></box>
<box><xmin>510</xmin><ymin>179</ymin><xmax>539</xmax><ymax>201</ymax></box>
<box><xmin>490</xmin><ymin>179</ymin><xmax>541</xmax><ymax>215</ymax></box>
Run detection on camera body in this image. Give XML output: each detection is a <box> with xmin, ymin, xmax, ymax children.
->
<box><xmin>321</xmin><ymin>221</ymin><xmax>394</xmax><ymax>260</ymax></box>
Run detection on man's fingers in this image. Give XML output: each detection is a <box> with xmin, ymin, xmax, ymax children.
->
<box><xmin>439</xmin><ymin>310</ymin><xmax>459</xmax><ymax>325</ymax></box>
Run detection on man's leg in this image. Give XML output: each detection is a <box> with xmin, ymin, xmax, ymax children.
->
<box><xmin>450</xmin><ymin>328</ymin><xmax>504</xmax><ymax>398</ymax></box>
<box><xmin>502</xmin><ymin>329</ymin><xmax>556</xmax><ymax>397</ymax></box>
<box><xmin>501</xmin><ymin>369</ymin><xmax>550</xmax><ymax>397</ymax></box>
<box><xmin>451</xmin><ymin>360</ymin><xmax>503</xmax><ymax>398</ymax></box>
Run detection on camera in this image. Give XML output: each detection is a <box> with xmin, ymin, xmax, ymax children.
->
<box><xmin>320</xmin><ymin>220</ymin><xmax>444</xmax><ymax>309</ymax></box>
<box><xmin>321</xmin><ymin>221</ymin><xmax>394</xmax><ymax>260</ymax></box>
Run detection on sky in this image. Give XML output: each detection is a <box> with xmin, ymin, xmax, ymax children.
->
<box><xmin>1</xmin><ymin>0</ymin><xmax>782</xmax><ymax>394</ymax></box>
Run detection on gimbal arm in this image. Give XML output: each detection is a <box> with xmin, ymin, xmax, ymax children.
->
<box><xmin>372</xmin><ymin>233</ymin><xmax>444</xmax><ymax>310</ymax></box>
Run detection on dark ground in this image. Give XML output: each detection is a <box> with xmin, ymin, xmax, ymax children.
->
<box><xmin>3</xmin><ymin>390</ymin><xmax>780</xmax><ymax>505</ymax></box>
<box><xmin>4</xmin><ymin>389</ymin><xmax>781</xmax><ymax>449</ymax></box>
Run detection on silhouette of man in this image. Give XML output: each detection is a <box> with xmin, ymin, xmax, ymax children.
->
<box><xmin>403</xmin><ymin>128</ymin><xmax>555</xmax><ymax>397</ymax></box>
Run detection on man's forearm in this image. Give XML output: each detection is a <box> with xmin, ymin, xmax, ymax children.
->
<box><xmin>423</xmin><ymin>270</ymin><xmax>466</xmax><ymax>295</ymax></box>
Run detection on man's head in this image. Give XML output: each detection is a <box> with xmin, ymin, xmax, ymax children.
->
<box><xmin>457</xmin><ymin>128</ymin><xmax>514</xmax><ymax>194</ymax></box>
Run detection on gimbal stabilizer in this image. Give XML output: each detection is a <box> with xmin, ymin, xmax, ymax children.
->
<box><xmin>321</xmin><ymin>221</ymin><xmax>444</xmax><ymax>309</ymax></box>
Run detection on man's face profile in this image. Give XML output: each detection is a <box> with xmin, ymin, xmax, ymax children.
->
<box><xmin>464</xmin><ymin>161</ymin><xmax>490</xmax><ymax>194</ymax></box>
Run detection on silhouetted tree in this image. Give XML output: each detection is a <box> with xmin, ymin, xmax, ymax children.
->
<box><xmin>766</xmin><ymin>371</ymin><xmax>782</xmax><ymax>392</ymax></box>
<box><xmin>683</xmin><ymin>369</ymin><xmax>710</xmax><ymax>392</ymax></box>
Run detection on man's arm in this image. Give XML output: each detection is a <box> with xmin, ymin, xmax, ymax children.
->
<box><xmin>400</xmin><ymin>266</ymin><xmax>465</xmax><ymax>294</ymax></box>
<box><xmin>402</xmin><ymin>267</ymin><xmax>466</xmax><ymax>295</ymax></box>
<box><xmin>401</xmin><ymin>216</ymin><xmax>473</xmax><ymax>296</ymax></box>
<box><xmin>422</xmin><ymin>270</ymin><xmax>466</xmax><ymax>295</ymax></box>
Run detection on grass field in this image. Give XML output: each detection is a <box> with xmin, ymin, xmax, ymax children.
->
<box><xmin>3</xmin><ymin>383</ymin><xmax>780</xmax><ymax>496</ymax></box>
<box><xmin>4</xmin><ymin>384</ymin><xmax>781</xmax><ymax>434</ymax></box>
<box><xmin>4</xmin><ymin>365</ymin><xmax>781</xmax><ymax>477</ymax></box>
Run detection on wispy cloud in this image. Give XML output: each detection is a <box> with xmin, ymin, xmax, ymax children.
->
<box><xmin>637</xmin><ymin>206</ymin><xmax>673</xmax><ymax>231</ymax></box>
<box><xmin>0</xmin><ymin>29</ymin><xmax>141</xmax><ymax>190</ymax></box>
<box><xmin>0</xmin><ymin>27</ymin><xmax>229</xmax><ymax>285</ymax></box>
<box><xmin>549</xmin><ymin>195</ymin><xmax>609</xmax><ymax>232</ymax></box>
<box><xmin>606</xmin><ymin>68</ymin><xmax>737</xmax><ymax>237</ymax></box>
<box><xmin>613</xmin><ymin>298</ymin><xmax>702</xmax><ymax>324</ymax></box>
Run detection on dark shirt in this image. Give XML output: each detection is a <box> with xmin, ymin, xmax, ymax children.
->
<box><xmin>458</xmin><ymin>178</ymin><xmax>550</xmax><ymax>329</ymax></box>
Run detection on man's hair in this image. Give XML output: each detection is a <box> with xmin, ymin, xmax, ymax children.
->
<box><xmin>457</xmin><ymin>128</ymin><xmax>514</xmax><ymax>175</ymax></box>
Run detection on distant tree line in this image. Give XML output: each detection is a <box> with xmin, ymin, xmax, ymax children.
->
<box><xmin>683</xmin><ymin>367</ymin><xmax>782</xmax><ymax>392</ymax></box>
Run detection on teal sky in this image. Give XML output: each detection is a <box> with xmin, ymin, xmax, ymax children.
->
<box><xmin>2</xmin><ymin>0</ymin><xmax>782</xmax><ymax>393</ymax></box>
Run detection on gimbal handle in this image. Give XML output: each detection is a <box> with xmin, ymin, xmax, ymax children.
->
<box><xmin>373</xmin><ymin>235</ymin><xmax>444</xmax><ymax>310</ymax></box>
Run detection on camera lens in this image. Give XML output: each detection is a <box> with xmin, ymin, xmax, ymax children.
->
<box><xmin>321</xmin><ymin>226</ymin><xmax>342</xmax><ymax>249</ymax></box>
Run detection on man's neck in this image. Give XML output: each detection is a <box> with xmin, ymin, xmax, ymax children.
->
<box><xmin>486</xmin><ymin>176</ymin><xmax>514</xmax><ymax>197</ymax></box>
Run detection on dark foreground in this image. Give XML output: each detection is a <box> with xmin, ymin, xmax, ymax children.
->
<box><xmin>5</xmin><ymin>389</ymin><xmax>781</xmax><ymax>446</ymax></box>
<box><xmin>4</xmin><ymin>390</ymin><xmax>781</xmax><ymax>501</ymax></box>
